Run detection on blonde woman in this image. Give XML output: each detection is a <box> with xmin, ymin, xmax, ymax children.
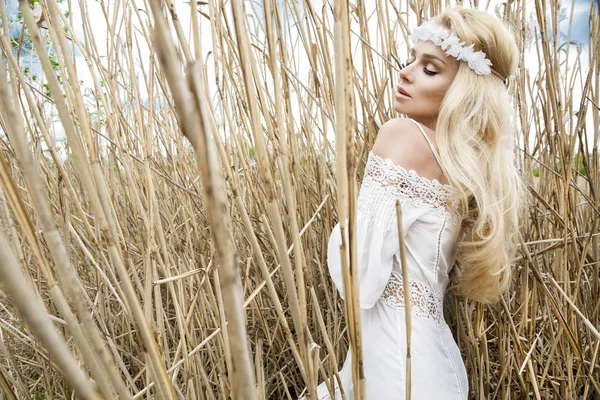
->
<box><xmin>315</xmin><ymin>7</ymin><xmax>524</xmax><ymax>400</ymax></box>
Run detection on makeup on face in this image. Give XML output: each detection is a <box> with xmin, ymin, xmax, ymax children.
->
<box><xmin>393</xmin><ymin>41</ymin><xmax>459</xmax><ymax>128</ymax></box>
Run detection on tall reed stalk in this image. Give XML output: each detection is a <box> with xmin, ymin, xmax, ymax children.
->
<box><xmin>0</xmin><ymin>0</ymin><xmax>598</xmax><ymax>398</ymax></box>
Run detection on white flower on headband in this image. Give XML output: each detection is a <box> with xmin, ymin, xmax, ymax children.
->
<box><xmin>409</xmin><ymin>20</ymin><xmax>494</xmax><ymax>76</ymax></box>
<box><xmin>444</xmin><ymin>39</ymin><xmax>466</xmax><ymax>58</ymax></box>
<box><xmin>410</xmin><ymin>23</ymin><xmax>435</xmax><ymax>43</ymax></box>
<box><xmin>455</xmin><ymin>43</ymin><xmax>475</xmax><ymax>61</ymax></box>
<box><xmin>429</xmin><ymin>26</ymin><xmax>450</xmax><ymax>45</ymax></box>
<box><xmin>467</xmin><ymin>50</ymin><xmax>493</xmax><ymax>75</ymax></box>
<box><xmin>440</xmin><ymin>35</ymin><xmax>463</xmax><ymax>51</ymax></box>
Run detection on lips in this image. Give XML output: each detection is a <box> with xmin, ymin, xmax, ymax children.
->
<box><xmin>396</xmin><ymin>86</ymin><xmax>411</xmax><ymax>98</ymax></box>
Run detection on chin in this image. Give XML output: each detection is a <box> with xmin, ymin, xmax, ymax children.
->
<box><xmin>393</xmin><ymin>102</ymin><xmax>408</xmax><ymax>115</ymax></box>
<box><xmin>392</xmin><ymin>102</ymin><xmax>410</xmax><ymax>118</ymax></box>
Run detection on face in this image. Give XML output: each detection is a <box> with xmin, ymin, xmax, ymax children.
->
<box><xmin>394</xmin><ymin>40</ymin><xmax>460</xmax><ymax>130</ymax></box>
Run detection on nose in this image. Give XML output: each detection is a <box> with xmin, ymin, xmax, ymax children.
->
<box><xmin>399</xmin><ymin>61</ymin><xmax>413</xmax><ymax>83</ymax></box>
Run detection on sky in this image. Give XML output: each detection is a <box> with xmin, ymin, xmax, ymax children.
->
<box><xmin>1</xmin><ymin>0</ymin><xmax>597</xmax><ymax>149</ymax></box>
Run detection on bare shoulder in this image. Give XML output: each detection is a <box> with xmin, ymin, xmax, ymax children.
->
<box><xmin>371</xmin><ymin>118</ymin><xmax>444</xmax><ymax>182</ymax></box>
<box><xmin>371</xmin><ymin>118</ymin><xmax>421</xmax><ymax>158</ymax></box>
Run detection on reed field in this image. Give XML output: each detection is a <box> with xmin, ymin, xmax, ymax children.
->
<box><xmin>0</xmin><ymin>0</ymin><xmax>599</xmax><ymax>398</ymax></box>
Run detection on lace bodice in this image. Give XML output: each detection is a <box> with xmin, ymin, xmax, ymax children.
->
<box><xmin>382</xmin><ymin>271</ymin><xmax>444</xmax><ymax>322</ymax></box>
<box><xmin>359</xmin><ymin>151</ymin><xmax>457</xmax><ymax>221</ymax></box>
<box><xmin>327</xmin><ymin>149</ymin><xmax>462</xmax><ymax>321</ymax></box>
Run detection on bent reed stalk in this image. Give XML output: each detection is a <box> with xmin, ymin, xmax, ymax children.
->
<box><xmin>0</xmin><ymin>0</ymin><xmax>598</xmax><ymax>398</ymax></box>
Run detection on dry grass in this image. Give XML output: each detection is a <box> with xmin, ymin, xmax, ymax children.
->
<box><xmin>0</xmin><ymin>0</ymin><xmax>598</xmax><ymax>399</ymax></box>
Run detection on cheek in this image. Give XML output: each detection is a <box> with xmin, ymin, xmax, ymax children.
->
<box><xmin>429</xmin><ymin>82</ymin><xmax>450</xmax><ymax>97</ymax></box>
<box><xmin>425</xmin><ymin>82</ymin><xmax>451</xmax><ymax>104</ymax></box>
<box><xmin>418</xmin><ymin>88</ymin><xmax>444</xmax><ymax>109</ymax></box>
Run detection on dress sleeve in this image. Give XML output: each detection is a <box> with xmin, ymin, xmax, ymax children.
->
<box><xmin>326</xmin><ymin>201</ymin><xmax>428</xmax><ymax>309</ymax></box>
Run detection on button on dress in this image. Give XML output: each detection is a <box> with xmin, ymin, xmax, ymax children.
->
<box><xmin>315</xmin><ymin>119</ymin><xmax>469</xmax><ymax>399</ymax></box>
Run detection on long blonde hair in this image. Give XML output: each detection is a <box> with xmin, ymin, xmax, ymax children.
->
<box><xmin>433</xmin><ymin>8</ymin><xmax>525</xmax><ymax>303</ymax></box>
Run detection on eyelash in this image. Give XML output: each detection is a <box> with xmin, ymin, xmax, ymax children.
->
<box><xmin>403</xmin><ymin>60</ymin><xmax>437</xmax><ymax>76</ymax></box>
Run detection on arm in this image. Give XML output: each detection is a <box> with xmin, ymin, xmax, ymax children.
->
<box><xmin>326</xmin><ymin>120</ymin><xmax>432</xmax><ymax>308</ymax></box>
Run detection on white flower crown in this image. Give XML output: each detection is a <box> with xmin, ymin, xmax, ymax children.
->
<box><xmin>409</xmin><ymin>20</ymin><xmax>503</xmax><ymax>79</ymax></box>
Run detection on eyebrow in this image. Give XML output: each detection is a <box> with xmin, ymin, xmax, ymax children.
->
<box><xmin>410</xmin><ymin>48</ymin><xmax>447</xmax><ymax>66</ymax></box>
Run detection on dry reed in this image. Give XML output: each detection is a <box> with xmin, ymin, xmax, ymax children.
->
<box><xmin>0</xmin><ymin>0</ymin><xmax>598</xmax><ymax>399</ymax></box>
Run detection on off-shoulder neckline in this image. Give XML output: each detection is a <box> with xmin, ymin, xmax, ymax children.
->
<box><xmin>368</xmin><ymin>150</ymin><xmax>455</xmax><ymax>191</ymax></box>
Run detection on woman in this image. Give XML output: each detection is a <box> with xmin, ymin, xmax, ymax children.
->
<box><xmin>315</xmin><ymin>7</ymin><xmax>523</xmax><ymax>399</ymax></box>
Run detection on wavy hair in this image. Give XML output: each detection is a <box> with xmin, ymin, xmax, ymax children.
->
<box><xmin>432</xmin><ymin>8</ymin><xmax>525</xmax><ymax>303</ymax></box>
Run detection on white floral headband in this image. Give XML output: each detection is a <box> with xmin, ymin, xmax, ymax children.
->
<box><xmin>409</xmin><ymin>20</ymin><xmax>505</xmax><ymax>81</ymax></box>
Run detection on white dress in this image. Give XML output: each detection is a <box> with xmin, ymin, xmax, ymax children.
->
<box><xmin>315</xmin><ymin>119</ymin><xmax>468</xmax><ymax>399</ymax></box>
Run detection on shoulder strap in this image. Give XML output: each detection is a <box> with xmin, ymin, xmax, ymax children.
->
<box><xmin>407</xmin><ymin>118</ymin><xmax>444</xmax><ymax>171</ymax></box>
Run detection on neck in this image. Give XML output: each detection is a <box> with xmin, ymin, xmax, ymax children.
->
<box><xmin>409</xmin><ymin>116</ymin><xmax>437</xmax><ymax>132</ymax></box>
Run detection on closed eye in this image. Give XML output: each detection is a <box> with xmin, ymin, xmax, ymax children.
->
<box><xmin>423</xmin><ymin>67</ymin><xmax>437</xmax><ymax>76</ymax></box>
<box><xmin>404</xmin><ymin>60</ymin><xmax>438</xmax><ymax>76</ymax></box>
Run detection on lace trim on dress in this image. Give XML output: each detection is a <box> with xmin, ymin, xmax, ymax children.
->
<box><xmin>381</xmin><ymin>271</ymin><xmax>444</xmax><ymax>322</ymax></box>
<box><xmin>363</xmin><ymin>151</ymin><xmax>457</xmax><ymax>219</ymax></box>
